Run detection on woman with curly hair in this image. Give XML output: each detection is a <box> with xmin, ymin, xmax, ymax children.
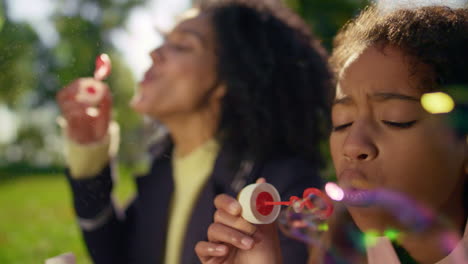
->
<box><xmin>197</xmin><ymin>4</ymin><xmax>468</xmax><ymax>264</ymax></box>
<box><xmin>56</xmin><ymin>1</ymin><xmax>331</xmax><ymax>263</ymax></box>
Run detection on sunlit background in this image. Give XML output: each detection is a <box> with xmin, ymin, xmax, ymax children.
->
<box><xmin>1</xmin><ymin>0</ymin><xmax>190</xmax><ymax>167</ymax></box>
<box><xmin>0</xmin><ymin>0</ymin><xmax>466</xmax><ymax>263</ymax></box>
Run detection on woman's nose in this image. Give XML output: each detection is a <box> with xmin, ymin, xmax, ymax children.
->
<box><xmin>150</xmin><ymin>46</ymin><xmax>164</xmax><ymax>62</ymax></box>
<box><xmin>342</xmin><ymin>122</ymin><xmax>378</xmax><ymax>162</ymax></box>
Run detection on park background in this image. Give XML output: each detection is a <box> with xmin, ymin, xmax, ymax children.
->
<box><xmin>0</xmin><ymin>0</ymin><xmax>466</xmax><ymax>263</ymax></box>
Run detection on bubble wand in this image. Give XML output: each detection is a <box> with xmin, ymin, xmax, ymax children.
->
<box><xmin>75</xmin><ymin>54</ymin><xmax>112</xmax><ymax>117</ymax></box>
<box><xmin>237</xmin><ymin>183</ymin><xmax>334</xmax><ymax>224</ymax></box>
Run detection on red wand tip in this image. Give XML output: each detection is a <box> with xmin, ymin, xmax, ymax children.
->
<box><xmin>94</xmin><ymin>53</ymin><xmax>112</xmax><ymax>81</ymax></box>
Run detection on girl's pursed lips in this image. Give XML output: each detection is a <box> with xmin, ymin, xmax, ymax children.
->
<box><xmin>338</xmin><ymin>168</ymin><xmax>374</xmax><ymax>190</ymax></box>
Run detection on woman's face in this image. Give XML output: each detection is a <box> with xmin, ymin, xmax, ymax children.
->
<box><xmin>131</xmin><ymin>12</ymin><xmax>224</xmax><ymax>120</ymax></box>
<box><xmin>330</xmin><ymin>45</ymin><xmax>468</xmax><ymax>232</ymax></box>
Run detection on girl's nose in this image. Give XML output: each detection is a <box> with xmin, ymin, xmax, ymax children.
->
<box><xmin>342</xmin><ymin>122</ymin><xmax>378</xmax><ymax>162</ymax></box>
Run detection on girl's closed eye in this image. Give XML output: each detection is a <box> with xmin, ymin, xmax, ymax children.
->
<box><xmin>382</xmin><ymin>120</ymin><xmax>418</xmax><ymax>129</ymax></box>
<box><xmin>332</xmin><ymin>122</ymin><xmax>353</xmax><ymax>131</ymax></box>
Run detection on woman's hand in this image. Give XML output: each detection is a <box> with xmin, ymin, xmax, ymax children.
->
<box><xmin>56</xmin><ymin>78</ymin><xmax>112</xmax><ymax>144</ymax></box>
<box><xmin>195</xmin><ymin>192</ymin><xmax>283</xmax><ymax>264</ymax></box>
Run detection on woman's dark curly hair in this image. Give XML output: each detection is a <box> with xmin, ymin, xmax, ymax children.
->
<box><xmin>200</xmin><ymin>0</ymin><xmax>332</xmax><ymax>164</ymax></box>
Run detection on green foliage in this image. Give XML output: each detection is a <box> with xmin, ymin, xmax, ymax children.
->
<box><xmin>1</xmin><ymin>0</ymin><xmax>148</xmax><ymax>167</ymax></box>
<box><xmin>285</xmin><ymin>0</ymin><xmax>369</xmax><ymax>51</ymax></box>
<box><xmin>0</xmin><ymin>1</ymin><xmax>4</xmax><ymax>31</ymax></box>
<box><xmin>53</xmin><ymin>16</ymin><xmax>101</xmax><ymax>85</ymax></box>
<box><xmin>107</xmin><ymin>52</ymin><xmax>145</xmax><ymax>164</ymax></box>
<box><xmin>0</xmin><ymin>20</ymin><xmax>40</xmax><ymax>106</ymax></box>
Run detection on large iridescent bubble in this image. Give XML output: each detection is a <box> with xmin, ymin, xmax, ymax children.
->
<box><xmin>276</xmin><ymin>183</ymin><xmax>466</xmax><ymax>263</ymax></box>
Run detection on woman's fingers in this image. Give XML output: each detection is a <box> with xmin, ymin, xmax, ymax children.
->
<box><xmin>214</xmin><ymin>209</ymin><xmax>256</xmax><ymax>235</ymax></box>
<box><xmin>56</xmin><ymin>78</ymin><xmax>112</xmax><ymax>143</ymax></box>
<box><xmin>98</xmin><ymin>85</ymin><xmax>112</xmax><ymax>115</ymax></box>
<box><xmin>56</xmin><ymin>79</ymin><xmax>79</xmax><ymax>104</ymax></box>
<box><xmin>207</xmin><ymin>223</ymin><xmax>255</xmax><ymax>250</ymax></box>
<box><xmin>57</xmin><ymin>78</ymin><xmax>110</xmax><ymax>111</ymax></box>
<box><xmin>214</xmin><ymin>194</ymin><xmax>241</xmax><ymax>215</ymax></box>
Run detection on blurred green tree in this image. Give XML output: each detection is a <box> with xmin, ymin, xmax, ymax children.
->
<box><xmin>0</xmin><ymin>0</ymin><xmax>148</xmax><ymax>168</ymax></box>
<box><xmin>0</xmin><ymin>1</ymin><xmax>41</xmax><ymax>106</ymax></box>
<box><xmin>285</xmin><ymin>0</ymin><xmax>369</xmax><ymax>51</ymax></box>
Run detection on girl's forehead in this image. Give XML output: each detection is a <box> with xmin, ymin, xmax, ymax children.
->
<box><xmin>335</xmin><ymin>46</ymin><xmax>425</xmax><ymax>99</ymax></box>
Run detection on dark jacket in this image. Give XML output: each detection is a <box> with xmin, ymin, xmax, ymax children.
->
<box><xmin>66</xmin><ymin>141</ymin><xmax>323</xmax><ymax>264</ymax></box>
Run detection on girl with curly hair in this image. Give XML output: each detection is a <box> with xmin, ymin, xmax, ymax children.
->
<box><xmin>56</xmin><ymin>1</ymin><xmax>331</xmax><ymax>263</ymax></box>
<box><xmin>197</xmin><ymin>4</ymin><xmax>468</xmax><ymax>264</ymax></box>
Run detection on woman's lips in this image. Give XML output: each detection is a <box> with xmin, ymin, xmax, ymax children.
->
<box><xmin>140</xmin><ymin>69</ymin><xmax>157</xmax><ymax>85</ymax></box>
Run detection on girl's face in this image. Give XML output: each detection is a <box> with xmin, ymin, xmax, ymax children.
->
<box><xmin>330</xmin><ymin>45</ymin><xmax>468</xmax><ymax>232</ymax></box>
<box><xmin>131</xmin><ymin>12</ymin><xmax>225</xmax><ymax>121</ymax></box>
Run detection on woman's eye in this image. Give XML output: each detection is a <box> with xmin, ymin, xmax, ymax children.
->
<box><xmin>382</xmin><ymin>120</ymin><xmax>417</xmax><ymax>128</ymax></box>
<box><xmin>168</xmin><ymin>42</ymin><xmax>191</xmax><ymax>51</ymax></box>
<box><xmin>332</xmin><ymin>122</ymin><xmax>352</xmax><ymax>131</ymax></box>
<box><xmin>162</xmin><ymin>37</ymin><xmax>191</xmax><ymax>52</ymax></box>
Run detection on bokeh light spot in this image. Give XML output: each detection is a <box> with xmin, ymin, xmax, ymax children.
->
<box><xmin>325</xmin><ymin>182</ymin><xmax>344</xmax><ymax>201</ymax></box>
<box><xmin>363</xmin><ymin>230</ymin><xmax>379</xmax><ymax>248</ymax></box>
<box><xmin>318</xmin><ymin>223</ymin><xmax>329</xmax><ymax>232</ymax></box>
<box><xmin>384</xmin><ymin>229</ymin><xmax>400</xmax><ymax>242</ymax></box>
<box><xmin>421</xmin><ymin>92</ymin><xmax>455</xmax><ymax>114</ymax></box>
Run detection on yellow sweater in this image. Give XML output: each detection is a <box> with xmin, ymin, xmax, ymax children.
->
<box><xmin>164</xmin><ymin>139</ymin><xmax>220</xmax><ymax>264</ymax></box>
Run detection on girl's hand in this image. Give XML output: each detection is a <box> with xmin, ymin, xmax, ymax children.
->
<box><xmin>195</xmin><ymin>187</ymin><xmax>283</xmax><ymax>264</ymax></box>
<box><xmin>56</xmin><ymin>78</ymin><xmax>112</xmax><ymax>144</ymax></box>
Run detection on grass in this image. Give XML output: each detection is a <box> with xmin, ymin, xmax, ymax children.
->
<box><xmin>0</xmin><ymin>168</ymin><xmax>136</xmax><ymax>264</ymax></box>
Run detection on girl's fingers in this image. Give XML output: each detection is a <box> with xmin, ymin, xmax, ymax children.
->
<box><xmin>207</xmin><ymin>223</ymin><xmax>255</xmax><ymax>250</ymax></box>
<box><xmin>213</xmin><ymin>209</ymin><xmax>256</xmax><ymax>235</ymax></box>
<box><xmin>195</xmin><ymin>241</ymin><xmax>229</xmax><ymax>261</ymax></box>
<box><xmin>256</xmin><ymin>177</ymin><xmax>266</xmax><ymax>184</ymax></box>
<box><xmin>214</xmin><ymin>194</ymin><xmax>241</xmax><ymax>215</ymax></box>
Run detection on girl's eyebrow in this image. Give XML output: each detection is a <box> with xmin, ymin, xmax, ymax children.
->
<box><xmin>333</xmin><ymin>96</ymin><xmax>352</xmax><ymax>106</ymax></box>
<box><xmin>371</xmin><ymin>92</ymin><xmax>419</xmax><ymax>102</ymax></box>
<box><xmin>333</xmin><ymin>92</ymin><xmax>420</xmax><ymax>106</ymax></box>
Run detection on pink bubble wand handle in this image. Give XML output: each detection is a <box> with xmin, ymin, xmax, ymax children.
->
<box><xmin>94</xmin><ymin>54</ymin><xmax>112</xmax><ymax>81</ymax></box>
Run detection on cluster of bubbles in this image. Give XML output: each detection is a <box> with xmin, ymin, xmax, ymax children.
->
<box><xmin>277</xmin><ymin>188</ymin><xmax>332</xmax><ymax>246</ymax></box>
<box><xmin>278</xmin><ymin>183</ymin><xmax>466</xmax><ymax>262</ymax></box>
